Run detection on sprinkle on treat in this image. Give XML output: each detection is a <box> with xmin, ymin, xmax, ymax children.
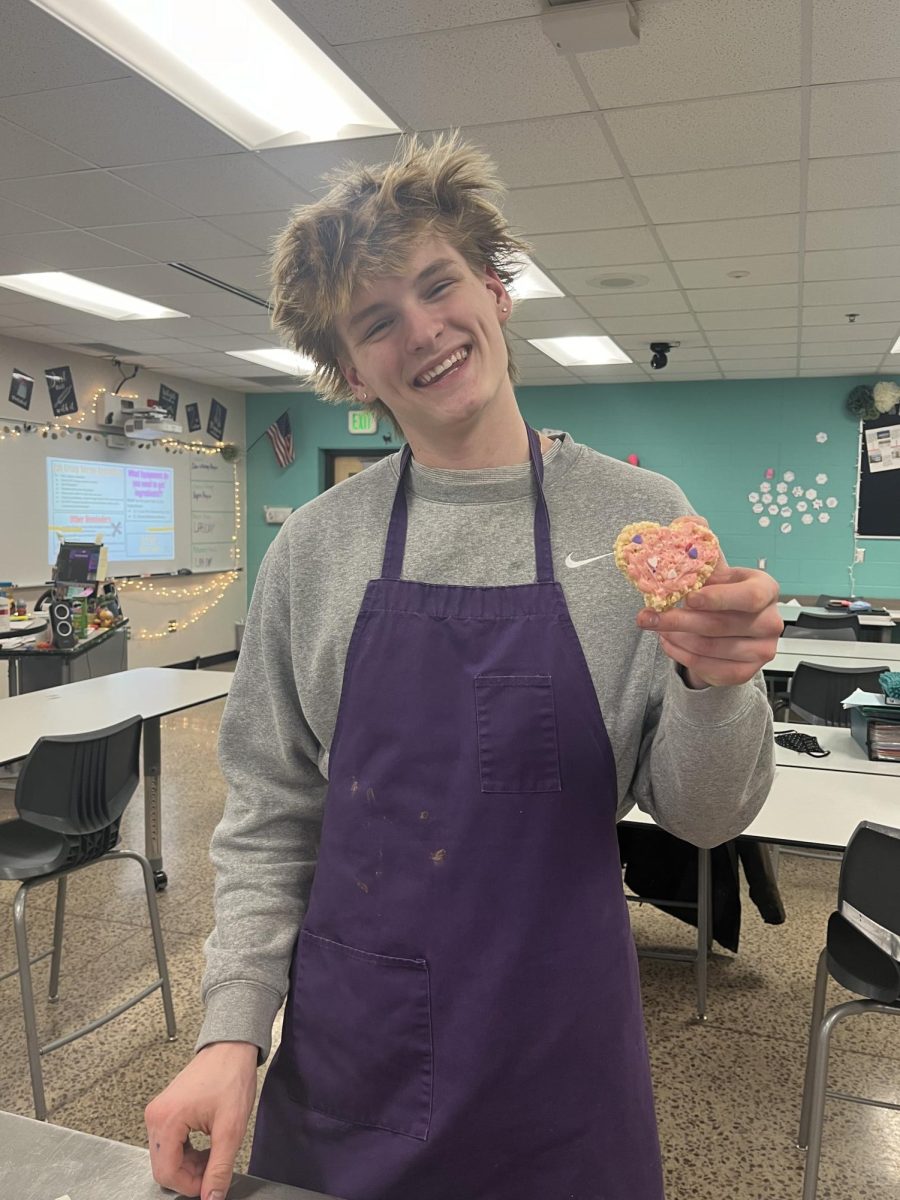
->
<box><xmin>614</xmin><ymin>517</ymin><xmax>720</xmax><ymax>612</ymax></box>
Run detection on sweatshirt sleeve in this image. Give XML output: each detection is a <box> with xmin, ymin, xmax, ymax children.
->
<box><xmin>197</xmin><ymin>533</ymin><xmax>326</xmax><ymax>1062</ymax></box>
<box><xmin>624</xmin><ymin>640</ymin><xmax>775</xmax><ymax>848</ymax></box>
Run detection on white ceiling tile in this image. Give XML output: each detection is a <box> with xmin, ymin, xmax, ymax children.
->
<box><xmin>509</xmin><ymin>298</ymin><xmax>587</xmax><ymax>322</ymax></box>
<box><xmin>578</xmin><ymin>0</ymin><xmax>801</xmax><ymax>106</ymax></box>
<box><xmin>571</xmin><ymin>365</ymin><xmax>648</xmax><ymax>380</ymax></box>
<box><xmin>716</xmin><ymin>343</ymin><xmax>801</xmax><ymax>360</ymax></box>
<box><xmin>616</xmin><ymin>343</ymin><xmax>713</xmax><ymax>362</ymax></box>
<box><xmin>182</xmin><ymin>256</ymin><xmax>272</xmax><ymax>294</ymax></box>
<box><xmin>529</xmin><ymin>227</ymin><xmax>661</xmax><ymax>270</ymax></box>
<box><xmin>209</xmin><ymin>313</ymin><xmax>278</xmax><ymax>336</ymax></box>
<box><xmin>177</xmin><ymin>332</ymin><xmax>277</xmax><ymax>352</ymax></box>
<box><xmin>459</xmin><ymin>114</ymin><xmax>620</xmax><ymax>188</ymax></box>
<box><xmin>607</xmin><ymin>91</ymin><xmax>801</xmax><ymax>177</ymax></box>
<box><xmin>806</xmin><ymin>206</ymin><xmax>900</xmax><ymax>251</ymax></box>
<box><xmin>0</xmin><ymin>247</ymin><xmax>52</xmax><ymax>274</ymax></box>
<box><xmin>339</xmin><ymin>19</ymin><xmax>588</xmax><ymax>128</ymax></box>
<box><xmin>706</xmin><ymin>328</ymin><xmax>799</xmax><ymax>347</ymax></box>
<box><xmin>601</xmin><ymin>315</ymin><xmax>700</xmax><ymax>336</ymax></box>
<box><xmin>261</xmin><ymin>135</ymin><xmax>401</xmax><ymax>193</ymax></box>
<box><xmin>716</xmin><ymin>357</ymin><xmax>797</xmax><ymax>371</ymax></box>
<box><xmin>647</xmin><ymin>370</ymin><xmax>724</xmax><ymax>380</ymax></box>
<box><xmin>0</xmin><ymin>197</ymin><xmax>67</xmax><ymax>237</ymax></box>
<box><xmin>134</xmin><ymin>291</ymin><xmax>269</xmax><ymax>319</ymax></box>
<box><xmin>807</xmin><ymin>154</ymin><xmax>900</xmax><ymax>211</ymax></box>
<box><xmin>658</xmin><ymin>215</ymin><xmax>800</xmax><ymax>260</ymax></box>
<box><xmin>810</xmin><ymin>81</ymin><xmax>900</xmax><ymax>159</ymax></box>
<box><xmin>205</xmin><ymin>212</ymin><xmax>292</xmax><ymax>254</ymax></box>
<box><xmin>698</xmin><ymin>308</ymin><xmax>798</xmax><ymax>330</ymax></box>
<box><xmin>798</xmin><ymin>368</ymin><xmax>878</xmax><ymax>376</ymax></box>
<box><xmin>724</xmin><ymin>369</ymin><xmax>797</xmax><ymax>378</ymax></box>
<box><xmin>578</xmin><ymin>292</ymin><xmax>689</xmax><ymax>318</ymax></box>
<box><xmin>111</xmin><ymin>316</ymin><xmax>234</xmax><ymax>339</ymax></box>
<box><xmin>636</xmin><ymin>163</ymin><xmax>801</xmax><ymax>224</ymax></box>
<box><xmin>674</xmin><ymin>254</ymin><xmax>798</xmax><ymax>289</ymax></box>
<box><xmin>291</xmin><ymin>0</ymin><xmax>542</xmax><ymax>42</ymax></box>
<box><xmin>0</xmin><ymin>117</ymin><xmax>93</xmax><ymax>180</ymax></box>
<box><xmin>688</xmin><ymin>284</ymin><xmax>799</xmax><ymax>311</ymax></box>
<box><xmin>73</xmin><ymin>264</ymin><xmax>229</xmax><ymax>296</ymax></box>
<box><xmin>801</xmin><ymin>339</ymin><xmax>891</xmax><ymax>356</ymax></box>
<box><xmin>504</xmin><ymin>179</ymin><xmax>643</xmax><ymax>234</ymax></box>
<box><xmin>0</xmin><ymin>78</ymin><xmax>241</xmax><ymax>169</ymax></box>
<box><xmin>811</xmin><ymin>0</ymin><xmax>900</xmax><ymax>84</ymax></box>
<box><xmin>0</xmin><ymin>0</ymin><xmax>131</xmax><ymax>98</ymax></box>
<box><xmin>804</xmin><ymin>247</ymin><xmax>900</xmax><ymax>281</ymax></box>
<box><xmin>0</xmin><ymin>312</ymin><xmax>28</xmax><ymax>327</ymax></box>
<box><xmin>112</xmin><ymin>156</ymin><xmax>307</xmax><ymax>217</ymax></box>
<box><xmin>509</xmin><ymin>318</ymin><xmax>605</xmax><ymax>339</ymax></box>
<box><xmin>803</xmin><ymin>278</ymin><xmax>900</xmax><ymax>305</ymax></box>
<box><xmin>802</xmin><ymin>302</ymin><xmax>900</xmax><ymax>325</ymax></box>
<box><xmin>0</xmin><ymin>229</ymin><xmax>150</xmax><ymax>270</ymax></box>
<box><xmin>87</xmin><ymin>220</ymin><xmax>262</xmax><ymax>262</ymax></box>
<box><xmin>0</xmin><ymin>297</ymin><xmax>129</xmax><ymax>325</ymax></box>
<box><xmin>799</xmin><ymin>355</ymin><xmax>883</xmax><ymax>367</ymax></box>
<box><xmin>0</xmin><ymin>171</ymin><xmax>189</xmax><ymax>226</ymax></box>
<box><xmin>546</xmin><ymin>262</ymin><xmax>680</xmax><ymax>296</ymax></box>
<box><xmin>517</xmin><ymin>365</ymin><xmax>582</xmax><ymax>381</ymax></box>
<box><xmin>800</xmin><ymin>323</ymin><xmax>900</xmax><ymax>343</ymax></box>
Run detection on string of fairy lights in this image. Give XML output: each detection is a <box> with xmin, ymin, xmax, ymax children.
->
<box><xmin>2</xmin><ymin>386</ymin><xmax>244</xmax><ymax>640</ymax></box>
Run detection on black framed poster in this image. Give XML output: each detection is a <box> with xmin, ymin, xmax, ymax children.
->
<box><xmin>157</xmin><ymin>384</ymin><xmax>179</xmax><ymax>418</ymax></box>
<box><xmin>186</xmin><ymin>402</ymin><xmax>201</xmax><ymax>433</ymax></box>
<box><xmin>45</xmin><ymin>365</ymin><xmax>78</xmax><ymax>416</ymax></box>
<box><xmin>207</xmin><ymin>398</ymin><xmax>227</xmax><ymax>441</ymax></box>
<box><xmin>9</xmin><ymin>369</ymin><xmax>33</xmax><ymax>410</ymax></box>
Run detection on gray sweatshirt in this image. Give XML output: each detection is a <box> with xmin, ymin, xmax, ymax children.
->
<box><xmin>199</xmin><ymin>434</ymin><xmax>774</xmax><ymax>1058</ymax></box>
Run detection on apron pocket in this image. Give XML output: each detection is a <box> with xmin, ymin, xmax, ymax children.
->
<box><xmin>286</xmin><ymin>929</ymin><xmax>433</xmax><ymax>1140</ymax></box>
<box><xmin>475</xmin><ymin>673</ymin><xmax>562</xmax><ymax>793</ymax></box>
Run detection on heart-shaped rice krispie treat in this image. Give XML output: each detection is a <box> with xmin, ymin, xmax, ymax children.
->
<box><xmin>615</xmin><ymin>517</ymin><xmax>720</xmax><ymax>612</ymax></box>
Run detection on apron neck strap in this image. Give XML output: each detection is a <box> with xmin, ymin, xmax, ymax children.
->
<box><xmin>380</xmin><ymin>425</ymin><xmax>555</xmax><ymax>582</ymax></box>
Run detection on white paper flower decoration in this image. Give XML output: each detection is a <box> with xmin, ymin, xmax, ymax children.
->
<box><xmin>801</xmin><ymin>513</ymin><xmax>814</xmax><ymax>525</ymax></box>
<box><xmin>805</xmin><ymin>489</ymin><xmax>817</xmax><ymax>500</ymax></box>
<box><xmin>776</xmin><ymin>482</ymin><xmax>788</xmax><ymax>493</ymax></box>
<box><xmin>748</xmin><ymin>491</ymin><xmax>760</xmax><ymax>502</ymax></box>
<box><xmin>752</xmin><ymin>503</ymin><xmax>764</xmax><ymax>513</ymax></box>
<box><xmin>816</xmin><ymin>473</ymin><xmax>828</xmax><ymax>485</ymax></box>
<box><xmin>818</xmin><ymin>512</ymin><xmax>830</xmax><ymax>523</ymax></box>
<box><xmin>816</xmin><ymin>432</ymin><xmax>828</xmax><ymax>443</ymax></box>
<box><xmin>873</xmin><ymin>380</ymin><xmax>900</xmax><ymax>413</ymax></box>
<box><xmin>826</xmin><ymin>497</ymin><xmax>838</xmax><ymax>508</ymax></box>
<box><xmin>768</xmin><ymin>503</ymin><xmax>779</xmax><ymax>514</ymax></box>
<box><xmin>761</xmin><ymin>482</ymin><xmax>771</xmax><ymax>493</ymax></box>
<box><xmin>796</xmin><ymin>500</ymin><xmax>808</xmax><ymax>512</ymax></box>
<box><xmin>780</xmin><ymin>522</ymin><xmax>792</xmax><ymax>534</ymax></box>
<box><xmin>813</xmin><ymin>499</ymin><xmax>823</xmax><ymax>510</ymax></box>
<box><xmin>759</xmin><ymin>516</ymin><xmax>770</xmax><ymax>527</ymax></box>
<box><xmin>780</xmin><ymin>506</ymin><xmax>792</xmax><ymax>517</ymax></box>
<box><xmin>792</xmin><ymin>486</ymin><xmax>803</xmax><ymax>497</ymax></box>
<box><xmin>783</xmin><ymin>471</ymin><xmax>795</xmax><ymax>482</ymax></box>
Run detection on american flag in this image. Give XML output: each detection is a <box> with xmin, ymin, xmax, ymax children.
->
<box><xmin>266</xmin><ymin>410</ymin><xmax>294</xmax><ymax>468</ymax></box>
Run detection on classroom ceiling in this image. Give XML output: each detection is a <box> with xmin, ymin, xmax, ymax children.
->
<box><xmin>0</xmin><ymin>0</ymin><xmax>899</xmax><ymax>392</ymax></box>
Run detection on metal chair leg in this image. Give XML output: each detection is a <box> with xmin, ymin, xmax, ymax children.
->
<box><xmin>118</xmin><ymin>849</ymin><xmax>177</xmax><ymax>1041</ymax></box>
<box><xmin>798</xmin><ymin>947</ymin><xmax>829</xmax><ymax>1148</ymax></box>
<box><xmin>694</xmin><ymin>846</ymin><xmax>711</xmax><ymax>1021</ymax></box>
<box><xmin>48</xmin><ymin>877</ymin><xmax>67</xmax><ymax>1003</ymax></box>
<box><xmin>12</xmin><ymin>883</ymin><xmax>47</xmax><ymax>1121</ymax></box>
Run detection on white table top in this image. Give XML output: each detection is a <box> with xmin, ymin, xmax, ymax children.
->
<box><xmin>624</xmin><ymin>724</ymin><xmax>900</xmax><ymax>850</ymax></box>
<box><xmin>767</xmin><ymin>636</ymin><xmax>900</xmax><ymax>675</ymax></box>
<box><xmin>778</xmin><ymin>602</ymin><xmax>895</xmax><ymax>628</ymax></box>
<box><xmin>0</xmin><ymin>667</ymin><xmax>231</xmax><ymax>765</ymax></box>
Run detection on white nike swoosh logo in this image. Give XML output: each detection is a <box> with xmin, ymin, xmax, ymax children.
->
<box><xmin>564</xmin><ymin>551</ymin><xmax>613</xmax><ymax>569</ymax></box>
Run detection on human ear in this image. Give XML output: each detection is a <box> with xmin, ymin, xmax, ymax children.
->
<box><xmin>340</xmin><ymin>360</ymin><xmax>371</xmax><ymax>403</ymax></box>
<box><xmin>483</xmin><ymin>264</ymin><xmax>511</xmax><ymax>321</ymax></box>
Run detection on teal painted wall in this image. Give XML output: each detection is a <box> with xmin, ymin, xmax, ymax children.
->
<box><xmin>245</xmin><ymin>376</ymin><xmax>899</xmax><ymax>601</ymax></box>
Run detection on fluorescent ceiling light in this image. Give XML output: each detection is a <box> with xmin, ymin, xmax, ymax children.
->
<box><xmin>529</xmin><ymin>336</ymin><xmax>632</xmax><ymax>367</ymax></box>
<box><xmin>227</xmin><ymin>348</ymin><xmax>316</xmax><ymax>374</ymax></box>
<box><xmin>508</xmin><ymin>257</ymin><xmax>564</xmax><ymax>301</ymax></box>
<box><xmin>0</xmin><ymin>272</ymin><xmax>188</xmax><ymax>320</ymax></box>
<box><xmin>891</xmin><ymin>335</ymin><xmax>900</xmax><ymax>353</ymax></box>
<box><xmin>31</xmin><ymin>0</ymin><xmax>400</xmax><ymax>149</ymax></box>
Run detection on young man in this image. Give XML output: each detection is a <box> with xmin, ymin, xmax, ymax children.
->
<box><xmin>146</xmin><ymin>138</ymin><xmax>780</xmax><ymax>1200</ymax></box>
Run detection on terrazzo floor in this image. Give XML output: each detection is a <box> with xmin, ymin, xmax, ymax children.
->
<box><xmin>0</xmin><ymin>676</ymin><xmax>897</xmax><ymax>1199</ymax></box>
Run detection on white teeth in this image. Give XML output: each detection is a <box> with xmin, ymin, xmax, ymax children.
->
<box><xmin>416</xmin><ymin>347</ymin><xmax>468</xmax><ymax>385</ymax></box>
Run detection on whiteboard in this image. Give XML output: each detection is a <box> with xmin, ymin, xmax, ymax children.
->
<box><xmin>0</xmin><ymin>431</ymin><xmax>237</xmax><ymax>587</ymax></box>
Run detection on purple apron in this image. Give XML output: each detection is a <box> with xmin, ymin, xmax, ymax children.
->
<box><xmin>250</xmin><ymin>425</ymin><xmax>665</xmax><ymax>1200</ymax></box>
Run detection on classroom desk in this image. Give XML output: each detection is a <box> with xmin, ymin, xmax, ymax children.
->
<box><xmin>0</xmin><ymin>1111</ymin><xmax>341</xmax><ymax>1200</ymax></box>
<box><xmin>767</xmin><ymin>636</ymin><xmax>900</xmax><ymax>676</ymax></box>
<box><xmin>0</xmin><ymin>619</ymin><xmax>128</xmax><ymax>696</ymax></box>
<box><xmin>778</xmin><ymin>603</ymin><xmax>897</xmax><ymax>642</ymax></box>
<box><xmin>0</xmin><ymin>668</ymin><xmax>231</xmax><ymax>890</ymax></box>
<box><xmin>622</xmin><ymin>724</ymin><xmax>900</xmax><ymax>1017</ymax></box>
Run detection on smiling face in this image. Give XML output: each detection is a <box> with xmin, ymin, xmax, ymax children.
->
<box><xmin>336</xmin><ymin>235</ymin><xmax>519</xmax><ymax>457</ymax></box>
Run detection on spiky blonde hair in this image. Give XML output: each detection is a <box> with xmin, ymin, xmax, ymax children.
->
<box><xmin>269</xmin><ymin>134</ymin><xmax>532</xmax><ymax>429</ymax></box>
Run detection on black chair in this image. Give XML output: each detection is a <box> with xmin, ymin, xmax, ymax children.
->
<box><xmin>795</xmin><ymin>612</ymin><xmax>861</xmax><ymax>638</ymax></box>
<box><xmin>798</xmin><ymin>821</ymin><xmax>900</xmax><ymax>1200</ymax></box>
<box><xmin>782</xmin><ymin>625</ymin><xmax>857</xmax><ymax>642</ymax></box>
<box><xmin>788</xmin><ymin>662</ymin><xmax>890</xmax><ymax>726</ymax></box>
<box><xmin>0</xmin><ymin>717</ymin><xmax>176</xmax><ymax>1120</ymax></box>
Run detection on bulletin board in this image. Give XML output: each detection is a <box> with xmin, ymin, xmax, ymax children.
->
<box><xmin>856</xmin><ymin>413</ymin><xmax>900</xmax><ymax>538</ymax></box>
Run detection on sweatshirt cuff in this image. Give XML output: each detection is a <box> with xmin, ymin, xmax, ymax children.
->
<box><xmin>669</xmin><ymin>667</ymin><xmax>760</xmax><ymax>728</ymax></box>
<box><xmin>197</xmin><ymin>980</ymin><xmax>284</xmax><ymax>1064</ymax></box>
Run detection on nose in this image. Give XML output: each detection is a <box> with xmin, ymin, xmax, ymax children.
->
<box><xmin>404</xmin><ymin>300</ymin><xmax>443</xmax><ymax>354</ymax></box>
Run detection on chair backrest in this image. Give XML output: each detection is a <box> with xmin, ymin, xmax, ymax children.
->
<box><xmin>782</xmin><ymin>625</ymin><xmax>857</xmax><ymax>642</ymax></box>
<box><xmin>839</xmin><ymin>822</ymin><xmax>900</xmax><ymax>950</ymax></box>
<box><xmin>789</xmin><ymin>662</ymin><xmax>891</xmax><ymax>726</ymax></box>
<box><xmin>15</xmin><ymin>716</ymin><xmax>142</xmax><ymax>835</ymax></box>
<box><xmin>795</xmin><ymin>611</ymin><xmax>860</xmax><ymax>637</ymax></box>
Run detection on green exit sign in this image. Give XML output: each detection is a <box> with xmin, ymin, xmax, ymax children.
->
<box><xmin>348</xmin><ymin>409</ymin><xmax>377</xmax><ymax>435</ymax></box>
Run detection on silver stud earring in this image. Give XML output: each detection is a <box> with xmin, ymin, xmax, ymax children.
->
<box><xmin>361</xmin><ymin>392</ymin><xmax>367</xmax><ymax>401</ymax></box>
<box><xmin>501</xmin><ymin>306</ymin><xmax>508</xmax><ymax>312</ymax></box>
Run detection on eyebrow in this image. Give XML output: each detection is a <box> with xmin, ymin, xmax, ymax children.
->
<box><xmin>347</xmin><ymin>258</ymin><xmax>458</xmax><ymax>332</ymax></box>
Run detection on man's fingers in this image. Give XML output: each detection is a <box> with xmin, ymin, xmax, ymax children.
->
<box><xmin>684</xmin><ymin>565</ymin><xmax>779</xmax><ymax>613</ymax></box>
<box><xmin>201</xmin><ymin>1115</ymin><xmax>246</xmax><ymax>1200</ymax></box>
<box><xmin>146</xmin><ymin>1119</ymin><xmax>206</xmax><ymax>1198</ymax></box>
<box><xmin>658</xmin><ymin>631</ymin><xmax>770</xmax><ymax>664</ymax></box>
<box><xmin>658</xmin><ymin>636</ymin><xmax>763</xmax><ymax>687</ymax></box>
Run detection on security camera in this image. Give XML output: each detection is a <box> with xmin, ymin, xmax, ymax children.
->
<box><xmin>649</xmin><ymin>341</ymin><xmax>680</xmax><ymax>370</ymax></box>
